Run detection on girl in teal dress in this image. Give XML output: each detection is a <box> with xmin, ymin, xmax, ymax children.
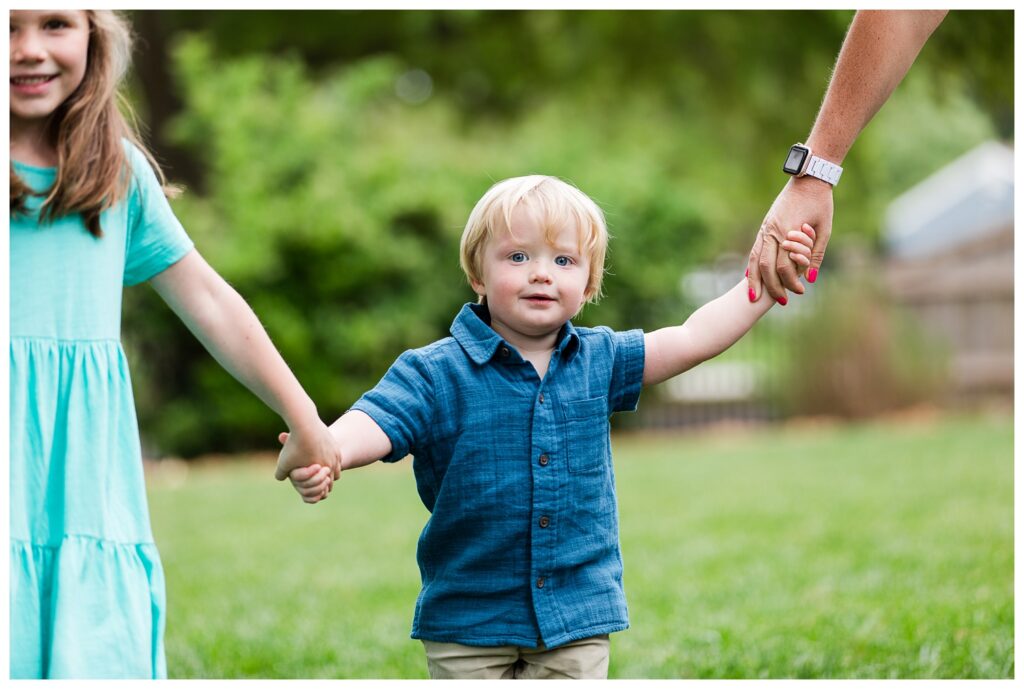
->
<box><xmin>10</xmin><ymin>10</ymin><xmax>340</xmax><ymax>679</ymax></box>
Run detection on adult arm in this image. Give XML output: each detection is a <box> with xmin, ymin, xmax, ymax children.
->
<box><xmin>747</xmin><ymin>9</ymin><xmax>948</xmax><ymax>302</ymax></box>
<box><xmin>149</xmin><ymin>249</ymin><xmax>342</xmax><ymax>480</ymax></box>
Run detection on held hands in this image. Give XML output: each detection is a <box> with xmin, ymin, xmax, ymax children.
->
<box><xmin>748</xmin><ymin>222</ymin><xmax>817</xmax><ymax>304</ymax></box>
<box><xmin>278</xmin><ymin>431</ymin><xmax>337</xmax><ymax>504</ymax></box>
<box><xmin>274</xmin><ymin>419</ymin><xmax>341</xmax><ymax>482</ymax></box>
<box><xmin>746</xmin><ymin>177</ymin><xmax>833</xmax><ymax>304</ymax></box>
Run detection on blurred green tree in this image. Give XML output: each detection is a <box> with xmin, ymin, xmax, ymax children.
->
<box><xmin>120</xmin><ymin>10</ymin><xmax>1011</xmax><ymax>455</ymax></box>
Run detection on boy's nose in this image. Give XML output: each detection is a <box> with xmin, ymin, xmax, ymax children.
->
<box><xmin>529</xmin><ymin>268</ymin><xmax>552</xmax><ymax>283</ymax></box>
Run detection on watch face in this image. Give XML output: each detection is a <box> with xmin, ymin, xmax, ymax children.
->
<box><xmin>783</xmin><ymin>145</ymin><xmax>808</xmax><ymax>174</ymax></box>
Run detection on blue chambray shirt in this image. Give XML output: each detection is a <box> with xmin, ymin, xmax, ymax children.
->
<box><xmin>351</xmin><ymin>302</ymin><xmax>645</xmax><ymax>648</ymax></box>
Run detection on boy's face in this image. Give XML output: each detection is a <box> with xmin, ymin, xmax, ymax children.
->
<box><xmin>471</xmin><ymin>205</ymin><xmax>592</xmax><ymax>347</ymax></box>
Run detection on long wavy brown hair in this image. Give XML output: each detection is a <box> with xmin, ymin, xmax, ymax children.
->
<box><xmin>10</xmin><ymin>10</ymin><xmax>170</xmax><ymax>237</ymax></box>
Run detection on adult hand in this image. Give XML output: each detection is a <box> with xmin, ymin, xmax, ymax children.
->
<box><xmin>746</xmin><ymin>176</ymin><xmax>833</xmax><ymax>304</ymax></box>
<box><xmin>274</xmin><ymin>421</ymin><xmax>342</xmax><ymax>481</ymax></box>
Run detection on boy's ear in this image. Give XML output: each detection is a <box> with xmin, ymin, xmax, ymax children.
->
<box><xmin>470</xmin><ymin>278</ymin><xmax>487</xmax><ymax>298</ymax></box>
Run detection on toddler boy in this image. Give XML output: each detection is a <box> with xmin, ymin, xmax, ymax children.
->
<box><xmin>288</xmin><ymin>175</ymin><xmax>814</xmax><ymax>678</ymax></box>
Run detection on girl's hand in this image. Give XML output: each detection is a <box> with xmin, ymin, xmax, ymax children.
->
<box><xmin>274</xmin><ymin>421</ymin><xmax>342</xmax><ymax>481</ymax></box>
<box><xmin>780</xmin><ymin>223</ymin><xmax>816</xmax><ymax>269</ymax></box>
<box><xmin>289</xmin><ymin>463</ymin><xmax>333</xmax><ymax>504</ymax></box>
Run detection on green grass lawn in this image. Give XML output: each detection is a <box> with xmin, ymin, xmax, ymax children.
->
<box><xmin>148</xmin><ymin>412</ymin><xmax>1013</xmax><ymax>678</ymax></box>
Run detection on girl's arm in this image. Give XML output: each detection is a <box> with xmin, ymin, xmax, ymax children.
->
<box><xmin>644</xmin><ymin>225</ymin><xmax>814</xmax><ymax>386</ymax></box>
<box><xmin>149</xmin><ymin>249</ymin><xmax>341</xmax><ymax>479</ymax></box>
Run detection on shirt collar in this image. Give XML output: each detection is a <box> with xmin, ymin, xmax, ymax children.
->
<box><xmin>450</xmin><ymin>302</ymin><xmax>581</xmax><ymax>365</ymax></box>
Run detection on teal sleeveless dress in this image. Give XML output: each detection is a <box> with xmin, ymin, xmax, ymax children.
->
<box><xmin>10</xmin><ymin>145</ymin><xmax>193</xmax><ymax>679</ymax></box>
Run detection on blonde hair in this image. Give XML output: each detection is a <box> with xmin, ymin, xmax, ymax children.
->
<box><xmin>10</xmin><ymin>10</ymin><xmax>171</xmax><ymax>237</ymax></box>
<box><xmin>459</xmin><ymin>175</ymin><xmax>609</xmax><ymax>303</ymax></box>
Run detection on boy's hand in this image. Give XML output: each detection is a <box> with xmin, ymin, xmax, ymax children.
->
<box><xmin>289</xmin><ymin>463</ymin><xmax>334</xmax><ymax>504</ymax></box>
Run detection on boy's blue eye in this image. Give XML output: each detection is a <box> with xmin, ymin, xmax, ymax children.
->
<box><xmin>510</xmin><ymin>252</ymin><xmax>527</xmax><ymax>263</ymax></box>
<box><xmin>554</xmin><ymin>256</ymin><xmax>573</xmax><ymax>267</ymax></box>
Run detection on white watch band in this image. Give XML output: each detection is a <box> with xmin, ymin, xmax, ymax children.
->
<box><xmin>804</xmin><ymin>155</ymin><xmax>843</xmax><ymax>186</ymax></box>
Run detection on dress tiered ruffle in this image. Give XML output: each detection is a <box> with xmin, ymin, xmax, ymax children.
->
<box><xmin>10</xmin><ymin>338</ymin><xmax>167</xmax><ymax>679</ymax></box>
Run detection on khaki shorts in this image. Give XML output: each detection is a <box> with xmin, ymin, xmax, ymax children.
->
<box><xmin>422</xmin><ymin>634</ymin><xmax>610</xmax><ymax>679</ymax></box>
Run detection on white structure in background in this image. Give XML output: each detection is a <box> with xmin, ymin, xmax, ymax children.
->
<box><xmin>884</xmin><ymin>140</ymin><xmax>1014</xmax><ymax>399</ymax></box>
<box><xmin>665</xmin><ymin>360</ymin><xmax>759</xmax><ymax>403</ymax></box>
<box><xmin>885</xmin><ymin>140</ymin><xmax>1013</xmax><ymax>258</ymax></box>
<box><xmin>664</xmin><ymin>140</ymin><xmax>1014</xmax><ymax>407</ymax></box>
<box><xmin>666</xmin><ymin>254</ymin><xmax>808</xmax><ymax>404</ymax></box>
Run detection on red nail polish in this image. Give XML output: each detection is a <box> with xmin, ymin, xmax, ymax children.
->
<box><xmin>748</xmin><ymin>288</ymin><xmax>756</xmax><ymax>302</ymax></box>
<box><xmin>807</xmin><ymin>268</ymin><xmax>818</xmax><ymax>283</ymax></box>
<box><xmin>777</xmin><ymin>296</ymin><xmax>788</xmax><ymax>306</ymax></box>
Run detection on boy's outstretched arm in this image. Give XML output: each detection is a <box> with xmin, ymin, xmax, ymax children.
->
<box><xmin>282</xmin><ymin>410</ymin><xmax>393</xmax><ymax>503</ymax></box>
<box><xmin>643</xmin><ymin>225</ymin><xmax>814</xmax><ymax>387</ymax></box>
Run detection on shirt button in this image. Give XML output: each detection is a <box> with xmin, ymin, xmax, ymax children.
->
<box><xmin>536</xmin><ymin>577</ymin><xmax>545</xmax><ymax>589</ymax></box>
<box><xmin>539</xmin><ymin>392</ymin><xmax>545</xmax><ymax>403</ymax></box>
<box><xmin>539</xmin><ymin>454</ymin><xmax>549</xmax><ymax>466</ymax></box>
<box><xmin>539</xmin><ymin>516</ymin><xmax>550</xmax><ymax>528</ymax></box>
<box><xmin>499</xmin><ymin>346</ymin><xmax>510</xmax><ymax>358</ymax></box>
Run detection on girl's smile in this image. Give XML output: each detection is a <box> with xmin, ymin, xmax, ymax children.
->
<box><xmin>9</xmin><ymin>10</ymin><xmax>90</xmax><ymax>136</ymax></box>
<box><xmin>10</xmin><ymin>73</ymin><xmax>59</xmax><ymax>94</ymax></box>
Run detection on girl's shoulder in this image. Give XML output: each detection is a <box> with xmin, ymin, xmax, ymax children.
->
<box><xmin>120</xmin><ymin>138</ymin><xmax>165</xmax><ymax>199</ymax></box>
<box><xmin>121</xmin><ymin>139</ymin><xmax>152</xmax><ymax>178</ymax></box>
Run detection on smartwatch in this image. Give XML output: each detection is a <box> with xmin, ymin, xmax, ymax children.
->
<box><xmin>783</xmin><ymin>143</ymin><xmax>843</xmax><ymax>186</ymax></box>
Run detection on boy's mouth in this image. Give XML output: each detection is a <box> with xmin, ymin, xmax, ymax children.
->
<box><xmin>523</xmin><ymin>294</ymin><xmax>557</xmax><ymax>303</ymax></box>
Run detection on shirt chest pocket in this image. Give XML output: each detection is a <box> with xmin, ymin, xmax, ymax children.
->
<box><xmin>562</xmin><ymin>396</ymin><xmax>611</xmax><ymax>473</ymax></box>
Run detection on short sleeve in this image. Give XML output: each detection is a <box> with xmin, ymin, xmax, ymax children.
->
<box><xmin>122</xmin><ymin>143</ymin><xmax>193</xmax><ymax>286</ymax></box>
<box><xmin>607</xmin><ymin>327</ymin><xmax>646</xmax><ymax>413</ymax></box>
<box><xmin>350</xmin><ymin>349</ymin><xmax>435</xmax><ymax>462</ymax></box>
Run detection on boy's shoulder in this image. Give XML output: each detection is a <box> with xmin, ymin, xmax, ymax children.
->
<box><xmin>410</xmin><ymin>335</ymin><xmax>458</xmax><ymax>358</ymax></box>
<box><xmin>574</xmin><ymin>323</ymin><xmax>616</xmax><ymax>339</ymax></box>
<box><xmin>573</xmin><ymin>323</ymin><xmax>625</xmax><ymax>348</ymax></box>
<box><xmin>120</xmin><ymin>138</ymin><xmax>161</xmax><ymax>192</ymax></box>
<box><xmin>385</xmin><ymin>335</ymin><xmax>475</xmax><ymax>390</ymax></box>
<box><xmin>571</xmin><ymin>323</ymin><xmax>646</xmax><ymax>363</ymax></box>
<box><xmin>394</xmin><ymin>335</ymin><xmax>460</xmax><ymax>369</ymax></box>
